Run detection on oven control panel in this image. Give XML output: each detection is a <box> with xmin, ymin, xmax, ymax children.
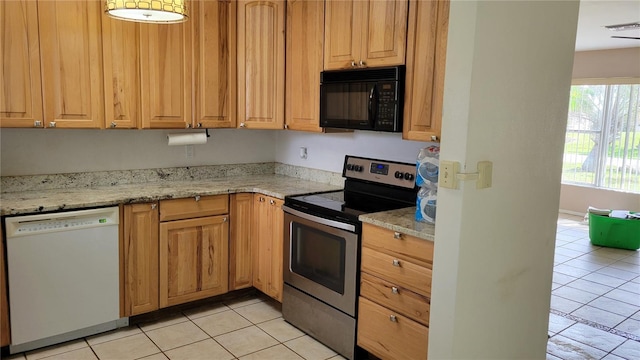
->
<box><xmin>343</xmin><ymin>155</ymin><xmax>417</xmax><ymax>189</ymax></box>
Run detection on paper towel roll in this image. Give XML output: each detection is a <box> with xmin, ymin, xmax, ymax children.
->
<box><xmin>167</xmin><ymin>132</ymin><xmax>208</xmax><ymax>146</ymax></box>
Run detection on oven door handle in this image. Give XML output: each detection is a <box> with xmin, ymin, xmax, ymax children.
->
<box><xmin>282</xmin><ymin>205</ymin><xmax>357</xmax><ymax>233</ymax></box>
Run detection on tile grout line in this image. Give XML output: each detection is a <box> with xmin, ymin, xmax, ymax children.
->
<box><xmin>549</xmin><ymin>308</ymin><xmax>640</xmax><ymax>342</ymax></box>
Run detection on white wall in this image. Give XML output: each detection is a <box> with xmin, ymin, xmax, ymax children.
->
<box><xmin>429</xmin><ymin>0</ymin><xmax>579</xmax><ymax>358</ymax></box>
<box><xmin>275</xmin><ymin>130</ymin><xmax>433</xmax><ymax>173</ymax></box>
<box><xmin>0</xmin><ymin>128</ymin><xmax>276</xmax><ymax>176</ymax></box>
<box><xmin>0</xmin><ymin>127</ymin><xmax>427</xmax><ymax>176</ymax></box>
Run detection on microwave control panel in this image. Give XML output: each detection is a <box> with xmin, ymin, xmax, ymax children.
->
<box><xmin>376</xmin><ymin>81</ymin><xmax>398</xmax><ymax>127</ymax></box>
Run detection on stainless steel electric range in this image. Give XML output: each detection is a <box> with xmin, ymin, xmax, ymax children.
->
<box><xmin>282</xmin><ymin>155</ymin><xmax>418</xmax><ymax>359</ymax></box>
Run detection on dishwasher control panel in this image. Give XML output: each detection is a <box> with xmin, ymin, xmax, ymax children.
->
<box><xmin>5</xmin><ymin>207</ymin><xmax>119</xmax><ymax>237</ymax></box>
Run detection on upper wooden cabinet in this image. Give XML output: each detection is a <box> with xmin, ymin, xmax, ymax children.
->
<box><xmin>324</xmin><ymin>0</ymin><xmax>408</xmax><ymax>70</ymax></box>
<box><xmin>139</xmin><ymin>21</ymin><xmax>192</xmax><ymax>129</ymax></box>
<box><xmin>1</xmin><ymin>0</ymin><xmax>104</xmax><ymax>129</ymax></box>
<box><xmin>103</xmin><ymin>0</ymin><xmax>235</xmax><ymax>129</ymax></box>
<box><xmin>402</xmin><ymin>0</ymin><xmax>449</xmax><ymax>142</ymax></box>
<box><xmin>284</xmin><ymin>0</ymin><xmax>324</xmax><ymax>132</ymax></box>
<box><xmin>0</xmin><ymin>0</ymin><xmax>43</xmax><ymax>128</ymax></box>
<box><xmin>237</xmin><ymin>0</ymin><xmax>285</xmax><ymax>130</ymax></box>
<box><xmin>193</xmin><ymin>0</ymin><xmax>237</xmax><ymax>129</ymax></box>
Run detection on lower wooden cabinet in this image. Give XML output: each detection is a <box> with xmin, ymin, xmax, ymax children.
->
<box><xmin>230</xmin><ymin>193</ymin><xmax>253</xmax><ymax>290</ymax></box>
<box><xmin>159</xmin><ymin>196</ymin><xmax>229</xmax><ymax>308</ymax></box>
<box><xmin>252</xmin><ymin>194</ymin><xmax>284</xmax><ymax>302</ymax></box>
<box><xmin>122</xmin><ymin>203</ymin><xmax>159</xmax><ymax>317</ymax></box>
<box><xmin>357</xmin><ymin>297</ymin><xmax>429</xmax><ymax>360</ymax></box>
<box><xmin>1</xmin><ymin>226</ymin><xmax>10</xmax><ymax>346</ymax></box>
<box><xmin>358</xmin><ymin>223</ymin><xmax>434</xmax><ymax>359</ymax></box>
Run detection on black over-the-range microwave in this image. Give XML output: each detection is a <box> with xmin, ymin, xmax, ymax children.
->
<box><xmin>320</xmin><ymin>66</ymin><xmax>405</xmax><ymax>132</ymax></box>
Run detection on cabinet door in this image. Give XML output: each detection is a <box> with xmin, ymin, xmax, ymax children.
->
<box><xmin>252</xmin><ymin>194</ymin><xmax>284</xmax><ymax>302</ymax></box>
<box><xmin>0</xmin><ymin>0</ymin><xmax>43</xmax><ymax>128</ymax></box>
<box><xmin>285</xmin><ymin>0</ymin><xmax>324</xmax><ymax>132</ymax></box>
<box><xmin>140</xmin><ymin>21</ymin><xmax>192</xmax><ymax>129</ymax></box>
<box><xmin>402</xmin><ymin>0</ymin><xmax>449</xmax><ymax>142</ymax></box>
<box><xmin>237</xmin><ymin>0</ymin><xmax>285</xmax><ymax>129</ymax></box>
<box><xmin>122</xmin><ymin>203</ymin><xmax>159</xmax><ymax>317</ymax></box>
<box><xmin>192</xmin><ymin>0</ymin><xmax>237</xmax><ymax>129</ymax></box>
<box><xmin>323</xmin><ymin>0</ymin><xmax>362</xmax><ymax>70</ymax></box>
<box><xmin>229</xmin><ymin>193</ymin><xmax>253</xmax><ymax>290</ymax></box>
<box><xmin>361</xmin><ymin>0</ymin><xmax>408</xmax><ymax>68</ymax></box>
<box><xmin>1</xmin><ymin>226</ymin><xmax>9</xmax><ymax>346</ymax></box>
<box><xmin>102</xmin><ymin>16</ymin><xmax>140</xmax><ymax>129</ymax></box>
<box><xmin>38</xmin><ymin>0</ymin><xmax>104</xmax><ymax>129</ymax></box>
<box><xmin>160</xmin><ymin>215</ymin><xmax>229</xmax><ymax>307</ymax></box>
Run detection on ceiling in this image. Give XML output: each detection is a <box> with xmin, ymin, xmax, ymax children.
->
<box><xmin>575</xmin><ymin>0</ymin><xmax>640</xmax><ymax>51</ymax></box>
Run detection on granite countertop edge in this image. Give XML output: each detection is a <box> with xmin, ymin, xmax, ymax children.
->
<box><xmin>0</xmin><ymin>174</ymin><xmax>341</xmax><ymax>216</ymax></box>
<box><xmin>359</xmin><ymin>207</ymin><xmax>435</xmax><ymax>242</ymax></box>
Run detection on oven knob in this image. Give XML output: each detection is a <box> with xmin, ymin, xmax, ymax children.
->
<box><xmin>405</xmin><ymin>173</ymin><xmax>414</xmax><ymax>181</ymax></box>
<box><xmin>347</xmin><ymin>164</ymin><xmax>354</xmax><ymax>171</ymax></box>
<box><xmin>355</xmin><ymin>165</ymin><xmax>363</xmax><ymax>172</ymax></box>
<box><xmin>394</xmin><ymin>171</ymin><xmax>403</xmax><ymax>179</ymax></box>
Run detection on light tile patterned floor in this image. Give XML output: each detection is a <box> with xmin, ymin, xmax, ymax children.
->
<box><xmin>548</xmin><ymin>213</ymin><xmax>639</xmax><ymax>360</ymax></box>
<box><xmin>4</xmin><ymin>214</ymin><xmax>638</xmax><ymax>360</ymax></box>
<box><xmin>5</xmin><ymin>295</ymin><xmax>345</xmax><ymax>360</ymax></box>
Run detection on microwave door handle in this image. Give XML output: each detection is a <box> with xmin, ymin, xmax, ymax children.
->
<box><xmin>368</xmin><ymin>84</ymin><xmax>378</xmax><ymax>126</ymax></box>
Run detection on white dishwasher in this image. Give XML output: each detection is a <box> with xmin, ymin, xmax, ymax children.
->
<box><xmin>5</xmin><ymin>206</ymin><xmax>126</xmax><ymax>353</ymax></box>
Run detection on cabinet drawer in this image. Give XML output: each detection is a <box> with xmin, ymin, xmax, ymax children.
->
<box><xmin>360</xmin><ymin>272</ymin><xmax>430</xmax><ymax>326</ymax></box>
<box><xmin>361</xmin><ymin>247</ymin><xmax>431</xmax><ymax>297</ymax></box>
<box><xmin>160</xmin><ymin>195</ymin><xmax>229</xmax><ymax>221</ymax></box>
<box><xmin>357</xmin><ymin>297</ymin><xmax>428</xmax><ymax>360</ymax></box>
<box><xmin>362</xmin><ymin>223</ymin><xmax>433</xmax><ymax>267</ymax></box>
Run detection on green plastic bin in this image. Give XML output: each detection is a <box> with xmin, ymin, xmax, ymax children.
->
<box><xmin>589</xmin><ymin>212</ymin><xmax>640</xmax><ymax>250</ymax></box>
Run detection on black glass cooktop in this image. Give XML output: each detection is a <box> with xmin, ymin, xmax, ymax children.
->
<box><xmin>285</xmin><ymin>189</ymin><xmax>414</xmax><ymax>224</ymax></box>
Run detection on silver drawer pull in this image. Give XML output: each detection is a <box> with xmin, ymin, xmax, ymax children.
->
<box><xmin>195</xmin><ymin>195</ymin><xmax>201</xmax><ymax>202</ymax></box>
<box><xmin>392</xmin><ymin>259</ymin><xmax>401</xmax><ymax>267</ymax></box>
<box><xmin>391</xmin><ymin>287</ymin><xmax>399</xmax><ymax>294</ymax></box>
<box><xmin>223</xmin><ymin>217</ymin><xmax>228</xmax><ymax>222</ymax></box>
<box><xmin>393</xmin><ymin>232</ymin><xmax>402</xmax><ymax>239</ymax></box>
<box><xmin>151</xmin><ymin>203</ymin><xmax>157</xmax><ymax>210</ymax></box>
<box><xmin>269</xmin><ymin>199</ymin><xmax>275</xmax><ymax>205</ymax></box>
<box><xmin>389</xmin><ymin>315</ymin><xmax>397</xmax><ymax>322</ymax></box>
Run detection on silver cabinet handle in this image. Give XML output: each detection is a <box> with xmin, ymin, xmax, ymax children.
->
<box><xmin>195</xmin><ymin>195</ymin><xmax>201</xmax><ymax>202</ymax></box>
<box><xmin>49</xmin><ymin>121</ymin><xmax>56</xmax><ymax>128</ymax></box>
<box><xmin>110</xmin><ymin>122</ymin><xmax>117</xmax><ymax>128</ymax></box>
<box><xmin>359</xmin><ymin>60</ymin><xmax>365</xmax><ymax>67</ymax></box>
<box><xmin>240</xmin><ymin>122</ymin><xmax>246</xmax><ymax>128</ymax></box>
<box><xmin>393</xmin><ymin>232</ymin><xmax>402</xmax><ymax>239</ymax></box>
<box><xmin>186</xmin><ymin>123</ymin><xmax>192</xmax><ymax>129</ymax></box>
<box><xmin>223</xmin><ymin>217</ymin><xmax>228</xmax><ymax>222</ymax></box>
<box><xmin>389</xmin><ymin>315</ymin><xmax>397</xmax><ymax>322</ymax></box>
<box><xmin>351</xmin><ymin>60</ymin><xmax>356</xmax><ymax>67</ymax></box>
<box><xmin>34</xmin><ymin>120</ymin><xmax>42</xmax><ymax>127</ymax></box>
<box><xmin>392</xmin><ymin>259</ymin><xmax>401</xmax><ymax>267</ymax></box>
<box><xmin>391</xmin><ymin>286</ymin><xmax>399</xmax><ymax>294</ymax></box>
<box><xmin>269</xmin><ymin>199</ymin><xmax>275</xmax><ymax>205</ymax></box>
<box><xmin>196</xmin><ymin>123</ymin><xmax>202</xmax><ymax>128</ymax></box>
<box><xmin>258</xmin><ymin>197</ymin><xmax>265</xmax><ymax>202</ymax></box>
<box><xmin>431</xmin><ymin>135</ymin><xmax>439</xmax><ymax>141</ymax></box>
<box><xmin>151</xmin><ymin>203</ymin><xmax>157</xmax><ymax>210</ymax></box>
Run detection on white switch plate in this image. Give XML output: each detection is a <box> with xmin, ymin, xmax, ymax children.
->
<box><xmin>477</xmin><ymin>161</ymin><xmax>493</xmax><ymax>189</ymax></box>
<box><xmin>185</xmin><ymin>145</ymin><xmax>194</xmax><ymax>159</ymax></box>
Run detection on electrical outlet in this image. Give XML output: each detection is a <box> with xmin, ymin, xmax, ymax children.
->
<box><xmin>440</xmin><ymin>160</ymin><xmax>459</xmax><ymax>189</ymax></box>
<box><xmin>185</xmin><ymin>145</ymin><xmax>194</xmax><ymax>159</ymax></box>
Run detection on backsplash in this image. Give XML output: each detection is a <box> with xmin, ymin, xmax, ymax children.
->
<box><xmin>1</xmin><ymin>163</ymin><xmax>343</xmax><ymax>193</ymax></box>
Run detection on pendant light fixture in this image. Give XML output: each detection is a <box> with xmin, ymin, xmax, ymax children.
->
<box><xmin>105</xmin><ymin>0</ymin><xmax>188</xmax><ymax>24</ymax></box>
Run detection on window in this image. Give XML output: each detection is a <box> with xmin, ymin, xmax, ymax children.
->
<box><xmin>562</xmin><ymin>82</ymin><xmax>640</xmax><ymax>193</ymax></box>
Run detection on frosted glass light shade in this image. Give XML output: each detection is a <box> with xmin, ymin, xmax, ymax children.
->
<box><xmin>105</xmin><ymin>0</ymin><xmax>188</xmax><ymax>23</ymax></box>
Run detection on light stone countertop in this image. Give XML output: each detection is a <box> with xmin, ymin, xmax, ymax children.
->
<box><xmin>0</xmin><ymin>174</ymin><xmax>342</xmax><ymax>216</ymax></box>
<box><xmin>359</xmin><ymin>207</ymin><xmax>435</xmax><ymax>241</ymax></box>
